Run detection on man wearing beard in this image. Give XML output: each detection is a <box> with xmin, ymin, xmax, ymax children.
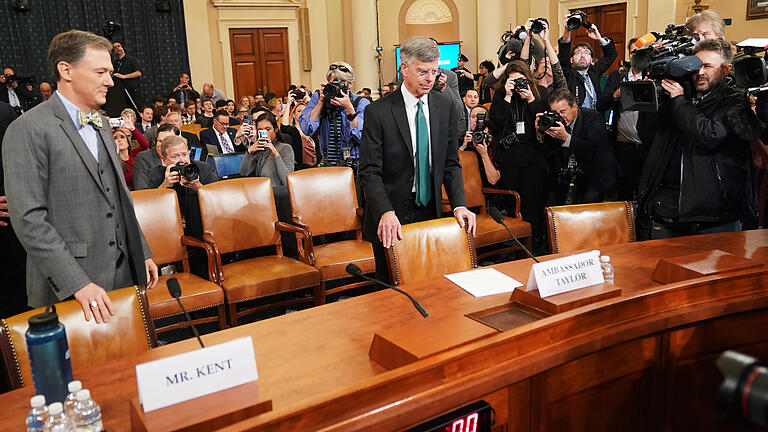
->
<box><xmin>636</xmin><ymin>39</ymin><xmax>765</xmax><ymax>240</ymax></box>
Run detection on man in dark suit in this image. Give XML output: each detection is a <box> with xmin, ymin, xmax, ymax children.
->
<box><xmin>360</xmin><ymin>36</ymin><xmax>476</xmax><ymax>283</ymax></box>
<box><xmin>535</xmin><ymin>88</ymin><xmax>619</xmax><ymax>205</ymax></box>
<box><xmin>0</xmin><ymin>68</ymin><xmax>34</xmax><ymax>114</ymax></box>
<box><xmin>168</xmin><ymin>73</ymin><xmax>200</xmax><ymax>106</ymax></box>
<box><xmin>200</xmin><ymin>109</ymin><xmax>245</xmax><ymax>154</ymax></box>
<box><xmin>2</xmin><ymin>30</ymin><xmax>157</xmax><ymax>323</ymax></box>
<box><xmin>557</xmin><ymin>18</ymin><xmax>617</xmax><ymax>110</ymax></box>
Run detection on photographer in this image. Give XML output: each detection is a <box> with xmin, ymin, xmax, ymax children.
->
<box><xmin>239</xmin><ymin>111</ymin><xmax>294</xmax><ymax>186</ymax></box>
<box><xmin>558</xmin><ymin>16</ymin><xmax>617</xmax><ymax>109</ymax></box>
<box><xmin>637</xmin><ymin>39</ymin><xmax>765</xmax><ymax>240</ymax></box>
<box><xmin>299</xmin><ymin>62</ymin><xmax>369</xmax><ymax>168</ymax></box>
<box><xmin>535</xmin><ymin>88</ymin><xmax>618</xmax><ymax>205</ymax></box>
<box><xmin>489</xmin><ymin>61</ymin><xmax>549</xmax><ymax>251</ymax></box>
<box><xmin>0</xmin><ymin>67</ymin><xmax>34</xmax><ymax>113</ymax></box>
<box><xmin>169</xmin><ymin>72</ymin><xmax>200</xmax><ymax>106</ymax></box>
<box><xmin>461</xmin><ymin>105</ymin><xmax>500</xmax><ymax>185</ymax></box>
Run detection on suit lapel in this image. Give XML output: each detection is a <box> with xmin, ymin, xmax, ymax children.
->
<box><xmin>572</xmin><ymin>107</ymin><xmax>584</xmax><ymax>137</ymax></box>
<box><xmin>391</xmin><ymin>90</ymin><xmax>413</xmax><ymax>156</ymax></box>
<box><xmin>428</xmin><ymin>91</ymin><xmax>441</xmax><ymax>158</ymax></box>
<box><xmin>50</xmin><ymin>94</ymin><xmax>104</xmax><ymax>195</ymax></box>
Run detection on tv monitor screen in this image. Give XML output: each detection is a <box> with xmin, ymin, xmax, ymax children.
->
<box><xmin>206</xmin><ymin>153</ymin><xmax>245</xmax><ymax>178</ymax></box>
<box><xmin>396</xmin><ymin>43</ymin><xmax>461</xmax><ymax>78</ymax></box>
<box><xmin>189</xmin><ymin>146</ymin><xmax>204</xmax><ymax>162</ymax></box>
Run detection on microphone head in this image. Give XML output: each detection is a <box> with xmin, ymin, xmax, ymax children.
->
<box><xmin>488</xmin><ymin>207</ymin><xmax>505</xmax><ymax>224</ymax></box>
<box><xmin>167</xmin><ymin>277</ymin><xmax>182</xmax><ymax>299</ymax></box>
<box><xmin>346</xmin><ymin>263</ymin><xmax>363</xmax><ymax>277</ymax></box>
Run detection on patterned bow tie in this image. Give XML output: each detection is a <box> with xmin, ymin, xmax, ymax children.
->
<box><xmin>77</xmin><ymin>110</ymin><xmax>102</xmax><ymax>129</ymax></box>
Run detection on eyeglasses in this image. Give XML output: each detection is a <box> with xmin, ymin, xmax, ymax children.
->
<box><xmin>215</xmin><ymin>118</ymin><xmax>229</xmax><ymax>126</ymax></box>
<box><xmin>329</xmin><ymin>64</ymin><xmax>351</xmax><ymax>73</ymax></box>
<box><xmin>415</xmin><ymin>67</ymin><xmax>440</xmax><ymax>78</ymax></box>
<box><xmin>572</xmin><ymin>50</ymin><xmax>592</xmax><ymax>57</ymax></box>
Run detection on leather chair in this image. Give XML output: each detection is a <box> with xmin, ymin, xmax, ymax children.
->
<box><xmin>442</xmin><ymin>151</ymin><xmax>532</xmax><ymax>260</ymax></box>
<box><xmin>387</xmin><ymin>217</ymin><xmax>477</xmax><ymax>286</ymax></box>
<box><xmin>286</xmin><ymin>167</ymin><xmax>376</xmax><ymax>304</ymax></box>
<box><xmin>198</xmin><ymin>178</ymin><xmax>321</xmax><ymax>326</ymax></box>
<box><xmin>181</xmin><ymin>123</ymin><xmax>202</xmax><ymax>137</ymax></box>
<box><xmin>131</xmin><ymin>189</ymin><xmax>226</xmax><ymax>334</ymax></box>
<box><xmin>545</xmin><ymin>201</ymin><xmax>636</xmax><ymax>254</ymax></box>
<box><xmin>0</xmin><ymin>286</ymin><xmax>156</xmax><ymax>391</ymax></box>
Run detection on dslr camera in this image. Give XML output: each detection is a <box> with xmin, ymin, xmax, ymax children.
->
<box><xmin>323</xmin><ymin>79</ymin><xmax>349</xmax><ymax>100</ymax></box>
<box><xmin>472</xmin><ymin>111</ymin><xmax>488</xmax><ymax>144</ymax></box>
<box><xmin>530</xmin><ymin>18</ymin><xmax>548</xmax><ymax>35</ymax></box>
<box><xmin>170</xmin><ymin>162</ymin><xmax>200</xmax><ymax>182</ymax></box>
<box><xmin>566</xmin><ymin>11</ymin><xmax>591</xmax><ymax>31</ymax></box>
<box><xmin>512</xmin><ymin>77</ymin><xmax>530</xmax><ymax>91</ymax></box>
<box><xmin>538</xmin><ymin>111</ymin><xmax>565</xmax><ymax>131</ymax></box>
<box><xmin>291</xmin><ymin>88</ymin><xmax>306</xmax><ymax>100</ymax></box>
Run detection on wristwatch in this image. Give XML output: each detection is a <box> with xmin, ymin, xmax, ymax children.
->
<box><xmin>346</xmin><ymin>112</ymin><xmax>357</xmax><ymax>121</ymax></box>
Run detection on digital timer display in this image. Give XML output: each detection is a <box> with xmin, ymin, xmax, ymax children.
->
<box><xmin>405</xmin><ymin>400</ymin><xmax>493</xmax><ymax>432</ymax></box>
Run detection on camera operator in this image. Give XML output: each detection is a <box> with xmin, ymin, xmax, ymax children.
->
<box><xmin>0</xmin><ymin>67</ymin><xmax>34</xmax><ymax>114</ymax></box>
<box><xmin>558</xmin><ymin>16</ymin><xmax>617</xmax><ymax>109</ymax></box>
<box><xmin>111</xmin><ymin>41</ymin><xmax>142</xmax><ymax>108</ymax></box>
<box><xmin>299</xmin><ymin>62</ymin><xmax>369</xmax><ymax>169</ymax></box>
<box><xmin>536</xmin><ymin>88</ymin><xmax>619</xmax><ymax>205</ymax></box>
<box><xmin>489</xmin><ymin>61</ymin><xmax>549</xmax><ymax>251</ymax></box>
<box><xmin>169</xmin><ymin>73</ymin><xmax>199</xmax><ymax>106</ymax></box>
<box><xmin>637</xmin><ymin>39</ymin><xmax>765</xmax><ymax>240</ymax></box>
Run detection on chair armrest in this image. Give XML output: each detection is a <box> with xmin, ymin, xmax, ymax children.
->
<box><xmin>482</xmin><ymin>187</ymin><xmax>522</xmax><ymax>218</ymax></box>
<box><xmin>290</xmin><ymin>217</ymin><xmax>316</xmax><ymax>265</ymax></box>
<box><xmin>356</xmin><ymin>208</ymin><xmax>365</xmax><ymax>217</ymax></box>
<box><xmin>201</xmin><ymin>232</ymin><xmax>225</xmax><ymax>284</ymax></box>
<box><xmin>181</xmin><ymin>235</ymin><xmax>218</xmax><ymax>283</ymax></box>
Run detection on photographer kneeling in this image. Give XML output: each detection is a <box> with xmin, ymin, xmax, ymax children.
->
<box><xmin>489</xmin><ymin>61</ymin><xmax>548</xmax><ymax>252</ymax></box>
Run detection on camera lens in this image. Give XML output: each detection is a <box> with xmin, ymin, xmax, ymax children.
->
<box><xmin>566</xmin><ymin>15</ymin><xmax>583</xmax><ymax>31</ymax></box>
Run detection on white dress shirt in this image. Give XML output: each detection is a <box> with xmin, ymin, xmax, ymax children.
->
<box><xmin>401</xmin><ymin>84</ymin><xmax>433</xmax><ymax>192</ymax></box>
<box><xmin>57</xmin><ymin>91</ymin><xmax>99</xmax><ymax>160</ymax></box>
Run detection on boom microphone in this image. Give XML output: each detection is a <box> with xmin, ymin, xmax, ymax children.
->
<box><xmin>346</xmin><ymin>264</ymin><xmax>429</xmax><ymax>318</ymax></box>
<box><xmin>167</xmin><ymin>277</ymin><xmax>205</xmax><ymax>348</ymax></box>
<box><xmin>488</xmin><ymin>207</ymin><xmax>539</xmax><ymax>263</ymax></box>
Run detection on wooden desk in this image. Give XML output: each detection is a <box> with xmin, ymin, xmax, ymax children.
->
<box><xmin>2</xmin><ymin>231</ymin><xmax>768</xmax><ymax>431</ymax></box>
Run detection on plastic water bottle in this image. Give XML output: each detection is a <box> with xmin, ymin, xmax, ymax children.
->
<box><xmin>25</xmin><ymin>305</ymin><xmax>74</xmax><ymax>404</ymax></box>
<box><xmin>26</xmin><ymin>395</ymin><xmax>47</xmax><ymax>432</ymax></box>
<box><xmin>71</xmin><ymin>389</ymin><xmax>102</xmax><ymax>432</ymax></box>
<box><xmin>600</xmin><ymin>255</ymin><xmax>615</xmax><ymax>285</ymax></box>
<box><xmin>43</xmin><ymin>402</ymin><xmax>71</xmax><ymax>432</ymax></box>
<box><xmin>64</xmin><ymin>381</ymin><xmax>82</xmax><ymax>417</ymax></box>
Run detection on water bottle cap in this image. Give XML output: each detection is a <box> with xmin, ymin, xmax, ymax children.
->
<box><xmin>31</xmin><ymin>395</ymin><xmax>46</xmax><ymax>408</ymax></box>
<box><xmin>600</xmin><ymin>255</ymin><xmax>610</xmax><ymax>262</ymax></box>
<box><xmin>68</xmin><ymin>380</ymin><xmax>82</xmax><ymax>392</ymax></box>
<box><xmin>27</xmin><ymin>304</ymin><xmax>60</xmax><ymax>329</ymax></box>
<box><xmin>76</xmin><ymin>389</ymin><xmax>91</xmax><ymax>401</ymax></box>
<box><xmin>48</xmin><ymin>402</ymin><xmax>63</xmax><ymax>415</ymax></box>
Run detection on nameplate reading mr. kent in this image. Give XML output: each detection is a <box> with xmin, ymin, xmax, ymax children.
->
<box><xmin>135</xmin><ymin>337</ymin><xmax>259</xmax><ymax>412</ymax></box>
<box><xmin>526</xmin><ymin>250</ymin><xmax>604</xmax><ymax>297</ymax></box>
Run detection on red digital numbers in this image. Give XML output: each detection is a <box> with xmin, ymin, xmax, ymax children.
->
<box><xmin>449</xmin><ymin>412</ymin><xmax>479</xmax><ymax>432</ymax></box>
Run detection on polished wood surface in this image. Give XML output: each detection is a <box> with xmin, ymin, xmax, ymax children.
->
<box><xmin>1</xmin><ymin>231</ymin><xmax>767</xmax><ymax>431</ymax></box>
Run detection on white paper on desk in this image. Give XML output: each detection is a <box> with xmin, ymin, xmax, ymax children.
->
<box><xmin>444</xmin><ymin>268</ymin><xmax>523</xmax><ymax>297</ymax></box>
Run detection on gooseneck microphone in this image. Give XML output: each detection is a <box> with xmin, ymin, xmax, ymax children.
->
<box><xmin>346</xmin><ymin>264</ymin><xmax>429</xmax><ymax>318</ymax></box>
<box><xmin>488</xmin><ymin>207</ymin><xmax>540</xmax><ymax>263</ymax></box>
<box><xmin>167</xmin><ymin>277</ymin><xmax>205</xmax><ymax>348</ymax></box>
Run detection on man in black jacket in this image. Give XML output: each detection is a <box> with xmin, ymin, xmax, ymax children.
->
<box><xmin>536</xmin><ymin>88</ymin><xmax>619</xmax><ymax>205</ymax></box>
<box><xmin>637</xmin><ymin>39</ymin><xmax>765</xmax><ymax>240</ymax></box>
<box><xmin>558</xmin><ymin>18</ymin><xmax>617</xmax><ymax>110</ymax></box>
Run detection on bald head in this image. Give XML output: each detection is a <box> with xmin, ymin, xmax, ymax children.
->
<box><xmin>202</xmin><ymin>83</ymin><xmax>214</xmax><ymax>98</ymax></box>
<box><xmin>39</xmin><ymin>82</ymin><xmax>53</xmax><ymax>100</ymax></box>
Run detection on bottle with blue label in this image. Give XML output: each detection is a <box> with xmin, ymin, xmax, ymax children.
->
<box><xmin>25</xmin><ymin>305</ymin><xmax>74</xmax><ymax>404</ymax></box>
<box><xmin>26</xmin><ymin>395</ymin><xmax>47</xmax><ymax>432</ymax></box>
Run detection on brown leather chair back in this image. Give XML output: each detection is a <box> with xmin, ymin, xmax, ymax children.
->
<box><xmin>131</xmin><ymin>189</ymin><xmax>185</xmax><ymax>266</ymax></box>
<box><xmin>198</xmin><ymin>177</ymin><xmax>280</xmax><ymax>254</ymax></box>
<box><xmin>0</xmin><ymin>286</ymin><xmax>156</xmax><ymax>390</ymax></box>
<box><xmin>388</xmin><ymin>217</ymin><xmax>477</xmax><ymax>286</ymax></box>
<box><xmin>287</xmin><ymin>167</ymin><xmax>361</xmax><ymax>236</ymax></box>
<box><xmin>458</xmin><ymin>151</ymin><xmax>486</xmax><ymax>209</ymax></box>
<box><xmin>545</xmin><ymin>201</ymin><xmax>636</xmax><ymax>254</ymax></box>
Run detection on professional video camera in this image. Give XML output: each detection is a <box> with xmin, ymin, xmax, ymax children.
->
<box><xmin>170</xmin><ymin>162</ymin><xmax>200</xmax><ymax>182</ymax></box>
<box><xmin>538</xmin><ymin>111</ymin><xmax>565</xmax><ymax>132</ymax></box>
<box><xmin>471</xmin><ymin>111</ymin><xmax>488</xmax><ymax>144</ymax></box>
<box><xmin>101</xmin><ymin>20</ymin><xmax>122</xmax><ymax>41</ymax></box>
<box><xmin>497</xmin><ymin>26</ymin><xmax>527</xmax><ymax>65</ymax></box>
<box><xmin>717</xmin><ymin>350</ymin><xmax>768</xmax><ymax>428</ymax></box>
<box><xmin>732</xmin><ymin>39</ymin><xmax>768</xmax><ymax>89</ymax></box>
<box><xmin>3</xmin><ymin>73</ymin><xmax>35</xmax><ymax>86</ymax></box>
<box><xmin>620</xmin><ymin>24</ymin><xmax>702</xmax><ymax>112</ymax></box>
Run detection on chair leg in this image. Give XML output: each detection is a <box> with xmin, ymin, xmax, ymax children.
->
<box><xmin>315</xmin><ymin>281</ymin><xmax>326</xmax><ymax>306</ymax></box>
<box><xmin>217</xmin><ymin>304</ymin><xmax>228</xmax><ymax>330</ymax></box>
<box><xmin>227</xmin><ymin>302</ymin><xmax>238</xmax><ymax>328</ymax></box>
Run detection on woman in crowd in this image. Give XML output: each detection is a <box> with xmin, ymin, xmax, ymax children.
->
<box><xmin>113</xmin><ymin>113</ymin><xmax>149</xmax><ymax>189</ymax></box>
<box><xmin>475</xmin><ymin>60</ymin><xmax>496</xmax><ymax>104</ymax></box>
<box><xmin>489</xmin><ymin>60</ymin><xmax>548</xmax><ymax>253</ymax></box>
<box><xmin>519</xmin><ymin>19</ymin><xmax>567</xmax><ymax>103</ymax></box>
<box><xmin>239</xmin><ymin>111</ymin><xmax>295</xmax><ymax>186</ymax></box>
<box><xmin>290</xmin><ymin>102</ymin><xmax>316</xmax><ymax>167</ymax></box>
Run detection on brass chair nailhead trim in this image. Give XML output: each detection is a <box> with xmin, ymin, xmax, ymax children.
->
<box><xmin>135</xmin><ymin>286</ymin><xmax>154</xmax><ymax>349</ymax></box>
<box><xmin>1</xmin><ymin>319</ymin><xmax>23</xmax><ymax>387</ymax></box>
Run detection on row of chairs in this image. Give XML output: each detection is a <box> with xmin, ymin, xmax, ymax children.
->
<box><xmin>180</xmin><ymin>123</ymin><xmax>241</xmax><ymax>138</ymax></box>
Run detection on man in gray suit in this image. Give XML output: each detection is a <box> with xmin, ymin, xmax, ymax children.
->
<box><xmin>2</xmin><ymin>29</ymin><xmax>158</xmax><ymax>324</ymax></box>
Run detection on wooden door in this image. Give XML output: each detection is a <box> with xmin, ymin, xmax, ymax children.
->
<box><xmin>569</xmin><ymin>3</ymin><xmax>627</xmax><ymax>75</ymax></box>
<box><xmin>229</xmin><ymin>28</ymin><xmax>290</xmax><ymax>101</ymax></box>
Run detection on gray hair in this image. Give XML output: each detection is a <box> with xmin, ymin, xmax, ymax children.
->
<box><xmin>327</xmin><ymin>61</ymin><xmax>355</xmax><ymax>83</ymax></box>
<box><xmin>400</xmin><ymin>36</ymin><xmax>440</xmax><ymax>66</ymax></box>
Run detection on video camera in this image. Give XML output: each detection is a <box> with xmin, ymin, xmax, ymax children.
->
<box><xmin>3</xmin><ymin>73</ymin><xmax>35</xmax><ymax>86</ymax></box>
<box><xmin>620</xmin><ymin>24</ymin><xmax>702</xmax><ymax>111</ymax></box>
<box><xmin>732</xmin><ymin>39</ymin><xmax>768</xmax><ymax>89</ymax></box>
<box><xmin>101</xmin><ymin>20</ymin><xmax>121</xmax><ymax>41</ymax></box>
<box><xmin>497</xmin><ymin>26</ymin><xmax>527</xmax><ymax>65</ymax></box>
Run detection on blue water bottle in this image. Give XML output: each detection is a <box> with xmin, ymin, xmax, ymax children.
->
<box><xmin>25</xmin><ymin>305</ymin><xmax>74</xmax><ymax>403</ymax></box>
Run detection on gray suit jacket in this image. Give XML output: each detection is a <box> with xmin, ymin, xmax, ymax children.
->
<box><xmin>2</xmin><ymin>93</ymin><xmax>152</xmax><ymax>306</ymax></box>
<box><xmin>239</xmin><ymin>141</ymin><xmax>295</xmax><ymax>186</ymax></box>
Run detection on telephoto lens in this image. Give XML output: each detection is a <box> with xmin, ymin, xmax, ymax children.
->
<box><xmin>717</xmin><ymin>350</ymin><xmax>768</xmax><ymax>428</ymax></box>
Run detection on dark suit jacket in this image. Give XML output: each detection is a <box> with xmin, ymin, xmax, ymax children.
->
<box><xmin>0</xmin><ymin>85</ymin><xmax>33</xmax><ymax>112</ymax></box>
<box><xmin>0</xmin><ymin>101</ymin><xmax>17</xmax><ymax>194</ymax></box>
<box><xmin>359</xmin><ymin>87</ymin><xmax>466</xmax><ymax>238</ymax></box>
<box><xmin>200</xmin><ymin>127</ymin><xmax>245</xmax><ymax>154</ymax></box>
<box><xmin>558</xmin><ymin>38</ymin><xmax>618</xmax><ymax>107</ymax></box>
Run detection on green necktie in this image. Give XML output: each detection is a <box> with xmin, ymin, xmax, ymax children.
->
<box><xmin>415</xmin><ymin>100</ymin><xmax>431</xmax><ymax>207</ymax></box>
